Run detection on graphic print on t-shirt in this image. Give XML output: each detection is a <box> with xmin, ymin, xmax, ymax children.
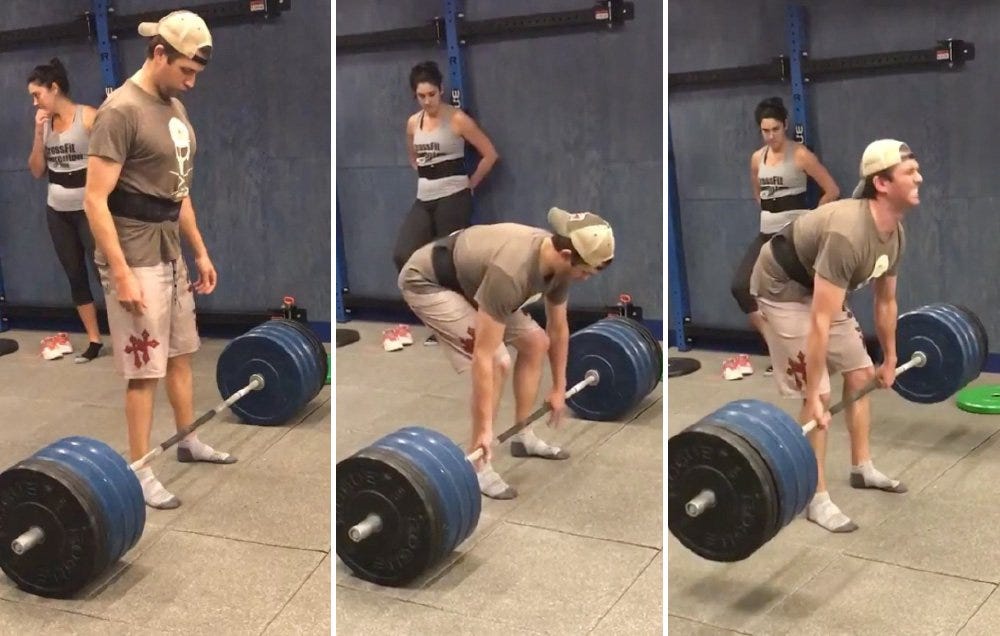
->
<box><xmin>414</xmin><ymin>141</ymin><xmax>442</xmax><ymax>165</ymax></box>
<box><xmin>46</xmin><ymin>142</ymin><xmax>85</xmax><ymax>169</ymax></box>
<box><xmin>855</xmin><ymin>254</ymin><xmax>890</xmax><ymax>290</ymax></box>
<box><xmin>168</xmin><ymin>117</ymin><xmax>192</xmax><ymax>199</ymax></box>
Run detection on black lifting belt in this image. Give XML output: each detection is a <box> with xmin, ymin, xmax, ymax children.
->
<box><xmin>769</xmin><ymin>225</ymin><xmax>815</xmax><ymax>291</ymax></box>
<box><xmin>430</xmin><ymin>232</ymin><xmax>478</xmax><ymax>307</ymax></box>
<box><xmin>48</xmin><ymin>168</ymin><xmax>86</xmax><ymax>189</ymax></box>
<box><xmin>418</xmin><ymin>158</ymin><xmax>466</xmax><ymax>180</ymax></box>
<box><xmin>108</xmin><ymin>189</ymin><xmax>182</xmax><ymax>223</ymax></box>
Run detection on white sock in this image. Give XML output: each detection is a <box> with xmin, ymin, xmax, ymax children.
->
<box><xmin>135</xmin><ymin>466</ymin><xmax>180</xmax><ymax>509</ymax></box>
<box><xmin>851</xmin><ymin>460</ymin><xmax>907</xmax><ymax>492</ymax></box>
<box><xmin>510</xmin><ymin>428</ymin><xmax>569</xmax><ymax>459</ymax></box>
<box><xmin>476</xmin><ymin>464</ymin><xmax>517</xmax><ymax>500</ymax></box>
<box><xmin>178</xmin><ymin>434</ymin><xmax>235</xmax><ymax>463</ymax></box>
<box><xmin>806</xmin><ymin>491</ymin><xmax>857</xmax><ymax>533</ymax></box>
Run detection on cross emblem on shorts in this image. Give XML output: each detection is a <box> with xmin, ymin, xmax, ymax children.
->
<box><xmin>786</xmin><ymin>351</ymin><xmax>808</xmax><ymax>390</ymax></box>
<box><xmin>125</xmin><ymin>330</ymin><xmax>160</xmax><ymax>368</ymax></box>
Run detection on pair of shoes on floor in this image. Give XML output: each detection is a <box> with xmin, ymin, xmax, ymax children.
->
<box><xmin>40</xmin><ymin>333</ymin><xmax>74</xmax><ymax>361</ymax></box>
<box><xmin>40</xmin><ymin>333</ymin><xmax>102</xmax><ymax>363</ymax></box>
<box><xmin>722</xmin><ymin>354</ymin><xmax>772</xmax><ymax>380</ymax></box>
<box><xmin>383</xmin><ymin>326</ymin><xmax>440</xmax><ymax>352</ymax></box>
<box><xmin>382</xmin><ymin>324</ymin><xmax>414</xmax><ymax>352</ymax></box>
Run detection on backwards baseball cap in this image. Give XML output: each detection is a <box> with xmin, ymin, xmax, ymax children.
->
<box><xmin>138</xmin><ymin>11</ymin><xmax>213</xmax><ymax>65</ymax></box>
<box><xmin>851</xmin><ymin>139</ymin><xmax>915</xmax><ymax>198</ymax></box>
<box><xmin>548</xmin><ymin>207</ymin><xmax>615</xmax><ymax>268</ymax></box>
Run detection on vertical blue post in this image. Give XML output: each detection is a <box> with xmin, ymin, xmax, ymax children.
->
<box><xmin>0</xmin><ymin>257</ymin><xmax>8</xmax><ymax>332</ymax></box>
<box><xmin>786</xmin><ymin>5</ymin><xmax>817</xmax><ymax>205</ymax></box>
<box><xmin>336</xmin><ymin>196</ymin><xmax>350</xmax><ymax>323</ymax></box>
<box><xmin>667</xmin><ymin>122</ymin><xmax>691</xmax><ymax>351</ymax></box>
<box><xmin>442</xmin><ymin>0</ymin><xmax>480</xmax><ymax>223</ymax></box>
<box><xmin>92</xmin><ymin>0</ymin><xmax>122</xmax><ymax>95</ymax></box>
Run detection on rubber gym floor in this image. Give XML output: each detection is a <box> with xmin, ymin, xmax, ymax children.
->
<box><xmin>335</xmin><ymin>320</ymin><xmax>663</xmax><ymax>635</ymax></box>
<box><xmin>0</xmin><ymin>329</ymin><xmax>331</xmax><ymax>635</ymax></box>
<box><xmin>668</xmin><ymin>348</ymin><xmax>1000</xmax><ymax>636</ymax></box>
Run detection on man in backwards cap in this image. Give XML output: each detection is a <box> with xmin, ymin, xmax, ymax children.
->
<box><xmin>84</xmin><ymin>11</ymin><xmax>233</xmax><ymax>510</ymax></box>
<box><xmin>750</xmin><ymin>139</ymin><xmax>922</xmax><ymax>532</ymax></box>
<box><xmin>399</xmin><ymin>208</ymin><xmax>615</xmax><ymax>499</ymax></box>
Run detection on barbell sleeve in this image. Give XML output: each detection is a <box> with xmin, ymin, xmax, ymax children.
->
<box><xmin>129</xmin><ymin>373</ymin><xmax>266</xmax><ymax>473</ymax></box>
<box><xmin>11</xmin><ymin>526</ymin><xmax>44</xmax><ymax>555</ymax></box>
<box><xmin>348</xmin><ymin>513</ymin><xmax>384</xmax><ymax>543</ymax></box>
<box><xmin>466</xmin><ymin>370</ymin><xmax>600</xmax><ymax>463</ymax></box>
<box><xmin>801</xmin><ymin>351</ymin><xmax>927</xmax><ymax>435</ymax></box>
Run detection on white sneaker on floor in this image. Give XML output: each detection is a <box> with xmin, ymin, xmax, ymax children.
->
<box><xmin>722</xmin><ymin>357</ymin><xmax>743</xmax><ymax>381</ymax></box>
<box><xmin>54</xmin><ymin>332</ymin><xmax>73</xmax><ymax>355</ymax></box>
<box><xmin>735</xmin><ymin>353</ymin><xmax>754</xmax><ymax>375</ymax></box>
<box><xmin>395</xmin><ymin>324</ymin><xmax>414</xmax><ymax>346</ymax></box>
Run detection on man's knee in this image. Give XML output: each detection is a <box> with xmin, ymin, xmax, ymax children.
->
<box><xmin>843</xmin><ymin>365</ymin><xmax>875</xmax><ymax>392</ymax></box>
<box><xmin>514</xmin><ymin>328</ymin><xmax>549</xmax><ymax>360</ymax></box>
<box><xmin>494</xmin><ymin>347</ymin><xmax>512</xmax><ymax>375</ymax></box>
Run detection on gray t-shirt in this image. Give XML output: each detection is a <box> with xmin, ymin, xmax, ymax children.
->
<box><xmin>751</xmin><ymin>198</ymin><xmax>906</xmax><ymax>302</ymax></box>
<box><xmin>88</xmin><ymin>79</ymin><xmax>197</xmax><ymax>267</ymax></box>
<box><xmin>401</xmin><ymin>223</ymin><xmax>570</xmax><ymax>321</ymax></box>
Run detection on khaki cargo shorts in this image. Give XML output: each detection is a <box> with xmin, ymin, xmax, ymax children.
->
<box><xmin>98</xmin><ymin>259</ymin><xmax>201</xmax><ymax>379</ymax></box>
<box><xmin>401</xmin><ymin>288</ymin><xmax>542</xmax><ymax>373</ymax></box>
<box><xmin>757</xmin><ymin>297</ymin><xmax>873</xmax><ymax>398</ymax></box>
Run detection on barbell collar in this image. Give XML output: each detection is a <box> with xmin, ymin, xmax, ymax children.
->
<box><xmin>466</xmin><ymin>370</ymin><xmax>600</xmax><ymax>463</ymax></box>
<box><xmin>801</xmin><ymin>351</ymin><xmax>926</xmax><ymax>435</ymax></box>
<box><xmin>129</xmin><ymin>374</ymin><xmax>265</xmax><ymax>473</ymax></box>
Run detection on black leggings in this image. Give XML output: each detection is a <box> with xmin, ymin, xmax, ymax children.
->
<box><xmin>45</xmin><ymin>207</ymin><xmax>97</xmax><ymax>306</ymax></box>
<box><xmin>392</xmin><ymin>188</ymin><xmax>473</xmax><ymax>272</ymax></box>
<box><xmin>731</xmin><ymin>232</ymin><xmax>774</xmax><ymax>315</ymax></box>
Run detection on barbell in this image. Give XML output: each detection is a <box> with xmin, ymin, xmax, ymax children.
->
<box><xmin>0</xmin><ymin>318</ymin><xmax>328</xmax><ymax>599</ymax></box>
<box><xmin>667</xmin><ymin>302</ymin><xmax>988</xmax><ymax>562</ymax></box>
<box><xmin>336</xmin><ymin>316</ymin><xmax>663</xmax><ymax>587</ymax></box>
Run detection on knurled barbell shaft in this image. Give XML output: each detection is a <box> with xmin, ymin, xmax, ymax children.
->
<box><xmin>466</xmin><ymin>369</ymin><xmax>600</xmax><ymax>463</ymax></box>
<box><xmin>685</xmin><ymin>351</ymin><xmax>925</xmax><ymax>518</ymax></box>
<box><xmin>129</xmin><ymin>373</ymin><xmax>265</xmax><ymax>473</ymax></box>
<box><xmin>800</xmin><ymin>351</ymin><xmax>926</xmax><ymax>435</ymax></box>
<box><xmin>347</xmin><ymin>369</ymin><xmax>602</xmax><ymax>543</ymax></box>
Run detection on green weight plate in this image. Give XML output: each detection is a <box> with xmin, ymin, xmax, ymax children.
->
<box><xmin>956</xmin><ymin>385</ymin><xmax>1000</xmax><ymax>414</ymax></box>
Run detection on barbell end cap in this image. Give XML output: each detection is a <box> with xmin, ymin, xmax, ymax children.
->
<box><xmin>913</xmin><ymin>351</ymin><xmax>928</xmax><ymax>368</ymax></box>
<box><xmin>348</xmin><ymin>527</ymin><xmax>362</xmax><ymax>542</ymax></box>
<box><xmin>584</xmin><ymin>369</ymin><xmax>600</xmax><ymax>385</ymax></box>
<box><xmin>684</xmin><ymin>502</ymin><xmax>702</xmax><ymax>517</ymax></box>
<box><xmin>249</xmin><ymin>373</ymin><xmax>266</xmax><ymax>390</ymax></box>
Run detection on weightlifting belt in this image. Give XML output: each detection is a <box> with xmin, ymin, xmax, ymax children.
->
<box><xmin>770</xmin><ymin>225</ymin><xmax>815</xmax><ymax>291</ymax></box>
<box><xmin>47</xmin><ymin>168</ymin><xmax>86</xmax><ymax>189</ymax></box>
<box><xmin>418</xmin><ymin>158</ymin><xmax>465</xmax><ymax>180</ymax></box>
<box><xmin>108</xmin><ymin>189</ymin><xmax>182</xmax><ymax>223</ymax></box>
<box><xmin>761</xmin><ymin>192</ymin><xmax>809</xmax><ymax>213</ymax></box>
<box><xmin>430</xmin><ymin>231</ymin><xmax>478</xmax><ymax>307</ymax></box>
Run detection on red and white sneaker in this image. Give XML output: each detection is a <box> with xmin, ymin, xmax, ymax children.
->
<box><xmin>722</xmin><ymin>357</ymin><xmax>743</xmax><ymax>381</ymax></box>
<box><xmin>382</xmin><ymin>328</ymin><xmax>403</xmax><ymax>352</ymax></box>
<box><xmin>54</xmin><ymin>332</ymin><xmax>74</xmax><ymax>355</ymax></box>
<box><xmin>395</xmin><ymin>324</ymin><xmax>414</xmax><ymax>346</ymax></box>
<box><xmin>735</xmin><ymin>353</ymin><xmax>753</xmax><ymax>376</ymax></box>
<box><xmin>40</xmin><ymin>336</ymin><xmax>63</xmax><ymax>361</ymax></box>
